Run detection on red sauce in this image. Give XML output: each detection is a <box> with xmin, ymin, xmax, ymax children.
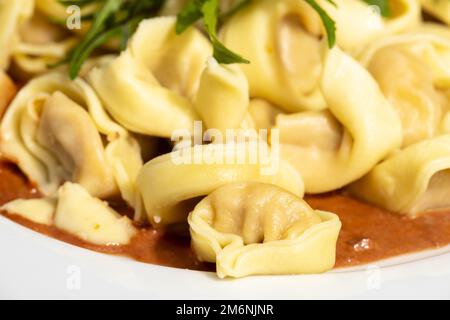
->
<box><xmin>0</xmin><ymin>161</ymin><xmax>449</xmax><ymax>271</ymax></box>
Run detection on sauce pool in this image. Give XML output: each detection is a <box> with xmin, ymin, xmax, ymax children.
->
<box><xmin>0</xmin><ymin>161</ymin><xmax>449</xmax><ymax>271</ymax></box>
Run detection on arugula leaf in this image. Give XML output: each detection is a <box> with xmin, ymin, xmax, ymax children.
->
<box><xmin>176</xmin><ymin>0</ymin><xmax>249</xmax><ymax>64</ymax></box>
<box><xmin>175</xmin><ymin>0</ymin><xmax>203</xmax><ymax>34</ymax></box>
<box><xmin>362</xmin><ymin>0</ymin><xmax>390</xmax><ymax>17</ymax></box>
<box><xmin>304</xmin><ymin>0</ymin><xmax>336</xmax><ymax>48</ymax></box>
<box><xmin>57</xmin><ymin>0</ymin><xmax>164</xmax><ymax>79</ymax></box>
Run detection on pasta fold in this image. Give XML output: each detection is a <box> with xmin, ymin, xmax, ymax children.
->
<box><xmin>421</xmin><ymin>0</ymin><xmax>450</xmax><ymax>26</ymax></box>
<box><xmin>0</xmin><ymin>72</ymin><xmax>142</xmax><ymax>206</ymax></box>
<box><xmin>349</xmin><ymin>135</ymin><xmax>450</xmax><ymax>216</ymax></box>
<box><xmin>136</xmin><ymin>143</ymin><xmax>304</xmax><ymax>227</ymax></box>
<box><xmin>54</xmin><ymin>183</ymin><xmax>136</xmax><ymax>245</ymax></box>
<box><xmin>0</xmin><ymin>0</ymin><xmax>33</xmax><ymax>70</ymax></box>
<box><xmin>359</xmin><ymin>24</ymin><xmax>450</xmax><ymax>147</ymax></box>
<box><xmin>2</xmin><ymin>183</ymin><xmax>137</xmax><ymax>244</ymax></box>
<box><xmin>89</xmin><ymin>17</ymin><xmax>209</xmax><ymax>137</ymax></box>
<box><xmin>188</xmin><ymin>182</ymin><xmax>341</xmax><ymax>278</ymax></box>
<box><xmin>194</xmin><ymin>58</ymin><xmax>249</xmax><ymax>132</ymax></box>
<box><xmin>277</xmin><ymin>47</ymin><xmax>402</xmax><ymax>193</ymax></box>
<box><xmin>219</xmin><ymin>0</ymin><xmax>419</xmax><ymax>112</ymax></box>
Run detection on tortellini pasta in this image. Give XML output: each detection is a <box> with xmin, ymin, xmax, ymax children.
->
<box><xmin>277</xmin><ymin>47</ymin><xmax>402</xmax><ymax>193</ymax></box>
<box><xmin>0</xmin><ymin>0</ymin><xmax>82</xmax><ymax>76</ymax></box>
<box><xmin>349</xmin><ymin>135</ymin><xmax>450</xmax><ymax>216</ymax></box>
<box><xmin>1</xmin><ymin>197</ymin><xmax>55</xmax><ymax>226</ymax></box>
<box><xmin>194</xmin><ymin>58</ymin><xmax>249</xmax><ymax>132</ymax></box>
<box><xmin>188</xmin><ymin>182</ymin><xmax>341</xmax><ymax>278</ymax></box>
<box><xmin>220</xmin><ymin>0</ymin><xmax>419</xmax><ymax>112</ymax></box>
<box><xmin>0</xmin><ymin>72</ymin><xmax>142</xmax><ymax>206</ymax></box>
<box><xmin>220</xmin><ymin>0</ymin><xmax>326</xmax><ymax>112</ymax></box>
<box><xmin>359</xmin><ymin>24</ymin><xmax>450</xmax><ymax>147</ymax></box>
<box><xmin>348</xmin><ymin>26</ymin><xmax>450</xmax><ymax>216</ymax></box>
<box><xmin>421</xmin><ymin>0</ymin><xmax>450</xmax><ymax>26</ymax></box>
<box><xmin>1</xmin><ymin>183</ymin><xmax>137</xmax><ymax>244</ymax></box>
<box><xmin>53</xmin><ymin>183</ymin><xmax>136</xmax><ymax>245</ymax></box>
<box><xmin>13</xmin><ymin>11</ymin><xmax>78</xmax><ymax>77</ymax></box>
<box><xmin>0</xmin><ymin>0</ymin><xmax>33</xmax><ymax>70</ymax></box>
<box><xmin>89</xmin><ymin>17</ymin><xmax>210</xmax><ymax>138</ymax></box>
<box><xmin>136</xmin><ymin>143</ymin><xmax>304</xmax><ymax>227</ymax></box>
<box><xmin>320</xmin><ymin>0</ymin><xmax>420</xmax><ymax>51</ymax></box>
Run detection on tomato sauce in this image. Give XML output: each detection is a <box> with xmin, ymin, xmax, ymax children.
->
<box><xmin>1</xmin><ymin>161</ymin><xmax>449</xmax><ymax>271</ymax></box>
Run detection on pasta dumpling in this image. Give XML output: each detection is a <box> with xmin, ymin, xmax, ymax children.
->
<box><xmin>219</xmin><ymin>0</ymin><xmax>419</xmax><ymax>112</ymax></box>
<box><xmin>89</xmin><ymin>17</ymin><xmax>209</xmax><ymax>137</ymax></box>
<box><xmin>349</xmin><ymin>135</ymin><xmax>450</xmax><ymax>216</ymax></box>
<box><xmin>136</xmin><ymin>143</ymin><xmax>304</xmax><ymax>227</ymax></box>
<box><xmin>277</xmin><ymin>47</ymin><xmax>402</xmax><ymax>193</ymax></box>
<box><xmin>1</xmin><ymin>183</ymin><xmax>137</xmax><ymax>244</ymax></box>
<box><xmin>188</xmin><ymin>182</ymin><xmax>341</xmax><ymax>278</ymax></box>
<box><xmin>0</xmin><ymin>72</ymin><xmax>142</xmax><ymax>205</ymax></box>
<box><xmin>0</xmin><ymin>0</ymin><xmax>33</xmax><ymax>70</ymax></box>
<box><xmin>421</xmin><ymin>0</ymin><xmax>450</xmax><ymax>26</ymax></box>
<box><xmin>220</xmin><ymin>0</ymin><xmax>326</xmax><ymax>112</ymax></box>
<box><xmin>359</xmin><ymin>24</ymin><xmax>450</xmax><ymax>147</ymax></box>
<box><xmin>320</xmin><ymin>0</ymin><xmax>420</xmax><ymax>52</ymax></box>
<box><xmin>194</xmin><ymin>58</ymin><xmax>249</xmax><ymax>132</ymax></box>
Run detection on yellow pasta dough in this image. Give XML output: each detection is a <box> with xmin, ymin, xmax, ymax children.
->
<box><xmin>0</xmin><ymin>0</ymin><xmax>33</xmax><ymax>70</ymax></box>
<box><xmin>421</xmin><ymin>0</ymin><xmax>450</xmax><ymax>26</ymax></box>
<box><xmin>188</xmin><ymin>182</ymin><xmax>341</xmax><ymax>278</ymax></box>
<box><xmin>136</xmin><ymin>143</ymin><xmax>304</xmax><ymax>227</ymax></box>
<box><xmin>220</xmin><ymin>0</ymin><xmax>419</xmax><ymax>112</ymax></box>
<box><xmin>89</xmin><ymin>17</ymin><xmax>209</xmax><ymax>137</ymax></box>
<box><xmin>349</xmin><ymin>135</ymin><xmax>450</xmax><ymax>216</ymax></box>
<box><xmin>359</xmin><ymin>24</ymin><xmax>450</xmax><ymax>147</ymax></box>
<box><xmin>2</xmin><ymin>182</ymin><xmax>137</xmax><ymax>244</ymax></box>
<box><xmin>277</xmin><ymin>47</ymin><xmax>402</xmax><ymax>193</ymax></box>
<box><xmin>0</xmin><ymin>72</ymin><xmax>142</xmax><ymax>206</ymax></box>
<box><xmin>194</xmin><ymin>58</ymin><xmax>249</xmax><ymax>132</ymax></box>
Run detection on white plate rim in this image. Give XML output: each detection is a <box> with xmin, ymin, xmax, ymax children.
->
<box><xmin>1</xmin><ymin>214</ymin><xmax>449</xmax><ymax>300</ymax></box>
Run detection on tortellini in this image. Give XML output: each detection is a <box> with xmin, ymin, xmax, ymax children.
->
<box><xmin>220</xmin><ymin>0</ymin><xmax>326</xmax><ymax>112</ymax></box>
<box><xmin>220</xmin><ymin>0</ymin><xmax>419</xmax><ymax>112</ymax></box>
<box><xmin>359</xmin><ymin>24</ymin><xmax>450</xmax><ymax>147</ymax></box>
<box><xmin>89</xmin><ymin>17</ymin><xmax>210</xmax><ymax>138</ymax></box>
<box><xmin>0</xmin><ymin>72</ymin><xmax>142</xmax><ymax>205</ymax></box>
<box><xmin>421</xmin><ymin>0</ymin><xmax>450</xmax><ymax>26</ymax></box>
<box><xmin>188</xmin><ymin>182</ymin><xmax>341</xmax><ymax>278</ymax></box>
<box><xmin>53</xmin><ymin>183</ymin><xmax>136</xmax><ymax>245</ymax></box>
<box><xmin>1</xmin><ymin>183</ymin><xmax>137</xmax><ymax>244</ymax></box>
<box><xmin>1</xmin><ymin>197</ymin><xmax>55</xmax><ymax>226</ymax></box>
<box><xmin>0</xmin><ymin>0</ymin><xmax>81</xmax><ymax>76</ymax></box>
<box><xmin>194</xmin><ymin>58</ymin><xmax>249</xmax><ymax>132</ymax></box>
<box><xmin>348</xmin><ymin>26</ymin><xmax>450</xmax><ymax>216</ymax></box>
<box><xmin>349</xmin><ymin>135</ymin><xmax>450</xmax><ymax>216</ymax></box>
<box><xmin>320</xmin><ymin>0</ymin><xmax>420</xmax><ymax>52</ymax></box>
<box><xmin>277</xmin><ymin>47</ymin><xmax>402</xmax><ymax>193</ymax></box>
<box><xmin>0</xmin><ymin>0</ymin><xmax>33</xmax><ymax>70</ymax></box>
<box><xmin>13</xmin><ymin>11</ymin><xmax>77</xmax><ymax>77</ymax></box>
<box><xmin>136</xmin><ymin>143</ymin><xmax>304</xmax><ymax>227</ymax></box>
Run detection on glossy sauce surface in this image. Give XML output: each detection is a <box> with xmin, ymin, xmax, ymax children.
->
<box><xmin>1</xmin><ymin>162</ymin><xmax>449</xmax><ymax>271</ymax></box>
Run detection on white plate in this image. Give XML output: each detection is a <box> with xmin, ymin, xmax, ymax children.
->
<box><xmin>0</xmin><ymin>214</ymin><xmax>449</xmax><ymax>300</ymax></box>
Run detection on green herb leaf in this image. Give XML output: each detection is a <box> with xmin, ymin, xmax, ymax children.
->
<box><xmin>362</xmin><ymin>0</ymin><xmax>390</xmax><ymax>17</ymax></box>
<box><xmin>304</xmin><ymin>0</ymin><xmax>336</xmax><ymax>48</ymax></box>
<box><xmin>175</xmin><ymin>0</ymin><xmax>203</xmax><ymax>34</ymax></box>
<box><xmin>58</xmin><ymin>0</ymin><xmax>164</xmax><ymax>79</ymax></box>
<box><xmin>176</xmin><ymin>0</ymin><xmax>249</xmax><ymax>64</ymax></box>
